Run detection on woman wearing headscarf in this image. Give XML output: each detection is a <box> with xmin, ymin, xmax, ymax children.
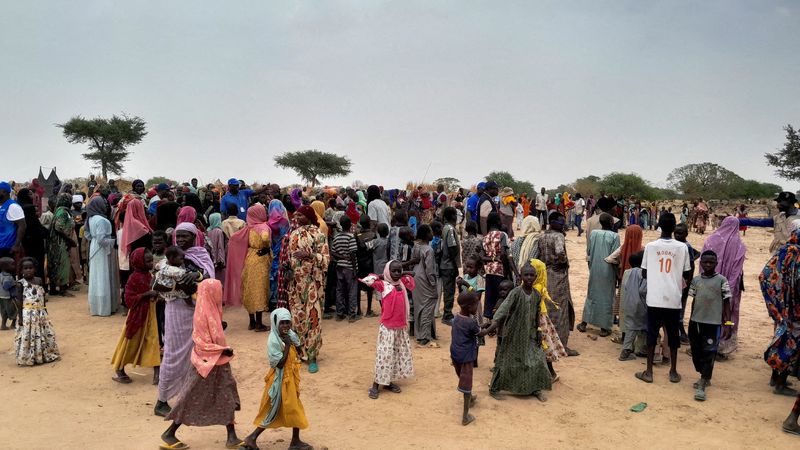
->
<box><xmin>16</xmin><ymin>188</ymin><xmax>48</xmax><ymax>278</ymax></box>
<box><xmin>118</xmin><ymin>198</ymin><xmax>153</xmax><ymax>297</ymax></box>
<box><xmin>206</xmin><ymin>213</ymin><xmax>226</xmax><ymax>283</ymax></box>
<box><xmin>290</xmin><ymin>188</ymin><xmax>303</xmax><ymax>211</ymax></box>
<box><xmin>160</xmin><ymin>279</ymin><xmax>242</xmax><ymax>450</ymax></box>
<box><xmin>702</xmin><ymin>216</ymin><xmax>746</xmax><ymax>357</ymax></box>
<box><xmin>610</xmin><ymin>224</ymin><xmax>643</xmax><ymax>334</ymax></box>
<box><xmin>310</xmin><ymin>200</ymin><xmax>329</xmax><ymax>236</ymax></box>
<box><xmin>183</xmin><ymin>192</ymin><xmax>208</xmax><ymax>228</ymax></box>
<box><xmin>47</xmin><ymin>194</ymin><xmax>75</xmax><ymax>296</ymax></box>
<box><xmin>173</xmin><ymin>206</ymin><xmax>205</xmax><ymax>247</ymax></box>
<box><xmin>268</xmin><ymin>200</ymin><xmax>290</xmax><ymax>311</ymax></box>
<box><xmin>155</xmin><ymin>191</ymin><xmax>181</xmax><ymax>231</ymax></box>
<box><xmin>760</xmin><ymin>229</ymin><xmax>800</xmax><ymax>432</ymax></box>
<box><xmin>111</xmin><ymin>247</ymin><xmax>160</xmax><ymax>384</ymax></box>
<box><xmin>86</xmin><ymin>196</ymin><xmax>121</xmax><ymax>316</ymax></box>
<box><xmin>224</xmin><ymin>204</ymin><xmax>272</xmax><ymax>332</ymax></box>
<box><xmin>286</xmin><ymin>206</ymin><xmax>330</xmax><ymax>373</ymax></box>
<box><xmin>511</xmin><ymin>216</ymin><xmax>543</xmax><ymax>275</ymax></box>
<box><xmin>531</xmin><ymin>258</ymin><xmax>568</xmax><ymax>381</ymax></box>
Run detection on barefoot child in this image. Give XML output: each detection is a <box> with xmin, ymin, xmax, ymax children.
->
<box><xmin>362</xmin><ymin>260</ymin><xmax>415</xmax><ymax>399</ymax></box>
<box><xmin>412</xmin><ymin>225</ymin><xmax>439</xmax><ymax>347</ymax></box>
<box><xmin>14</xmin><ymin>257</ymin><xmax>60</xmax><ymax>366</ymax></box>
<box><xmin>688</xmin><ymin>250</ymin><xmax>732</xmax><ymax>401</ymax></box>
<box><xmin>530</xmin><ymin>258</ymin><xmax>568</xmax><ymax>381</ymax></box>
<box><xmin>160</xmin><ymin>279</ymin><xmax>241</xmax><ymax>450</ymax></box>
<box><xmin>619</xmin><ymin>251</ymin><xmax>647</xmax><ymax>361</ymax></box>
<box><xmin>1</xmin><ymin>257</ymin><xmax>19</xmax><ymax>330</ymax></box>
<box><xmin>244</xmin><ymin>308</ymin><xmax>311</xmax><ymax>450</ymax></box>
<box><xmin>111</xmin><ymin>248</ymin><xmax>161</xmax><ymax>384</ymax></box>
<box><xmin>457</xmin><ymin>254</ymin><xmax>486</xmax><ymax>355</ymax></box>
<box><xmin>451</xmin><ymin>292</ymin><xmax>486</xmax><ymax>425</ymax></box>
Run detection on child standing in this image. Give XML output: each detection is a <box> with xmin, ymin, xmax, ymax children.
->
<box><xmin>160</xmin><ymin>279</ymin><xmax>241</xmax><ymax>450</ymax></box>
<box><xmin>14</xmin><ymin>257</ymin><xmax>60</xmax><ymax>366</ymax></box>
<box><xmin>460</xmin><ymin>221</ymin><xmax>482</xmax><ymax>267</ymax></box>
<box><xmin>457</xmin><ymin>254</ymin><xmax>485</xmax><ymax>349</ymax></box>
<box><xmin>451</xmin><ymin>292</ymin><xmax>486</xmax><ymax>425</ymax></box>
<box><xmin>369</xmin><ymin>223</ymin><xmax>389</xmax><ymax>277</ymax></box>
<box><xmin>636</xmin><ymin>213</ymin><xmax>692</xmax><ymax>384</ymax></box>
<box><xmin>688</xmin><ymin>250</ymin><xmax>732</xmax><ymax>401</ymax></box>
<box><xmin>413</xmin><ymin>225</ymin><xmax>439</xmax><ymax>347</ymax></box>
<box><xmin>1</xmin><ymin>257</ymin><xmax>19</xmax><ymax>330</ymax></box>
<box><xmin>619</xmin><ymin>251</ymin><xmax>647</xmax><ymax>361</ymax></box>
<box><xmin>331</xmin><ymin>216</ymin><xmax>359</xmax><ymax>322</ymax></box>
<box><xmin>244</xmin><ymin>308</ymin><xmax>310</xmax><ymax>450</ymax></box>
<box><xmin>362</xmin><ymin>260</ymin><xmax>415</xmax><ymax>399</ymax></box>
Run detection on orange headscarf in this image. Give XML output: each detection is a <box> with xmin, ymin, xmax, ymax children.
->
<box><xmin>619</xmin><ymin>225</ymin><xmax>643</xmax><ymax>277</ymax></box>
<box><xmin>191</xmin><ymin>279</ymin><xmax>231</xmax><ymax>378</ymax></box>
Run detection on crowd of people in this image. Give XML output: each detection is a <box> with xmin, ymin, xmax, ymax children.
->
<box><xmin>1</xmin><ymin>175</ymin><xmax>800</xmax><ymax>446</ymax></box>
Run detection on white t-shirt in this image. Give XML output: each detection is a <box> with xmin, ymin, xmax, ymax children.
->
<box><xmin>535</xmin><ymin>193</ymin><xmax>548</xmax><ymax>210</ymax></box>
<box><xmin>5</xmin><ymin>203</ymin><xmax>24</xmax><ymax>221</ymax></box>
<box><xmin>574</xmin><ymin>198</ymin><xmax>586</xmax><ymax>215</ymax></box>
<box><xmin>641</xmin><ymin>238</ymin><xmax>691</xmax><ymax>309</ymax></box>
<box><xmin>367</xmin><ymin>199</ymin><xmax>391</xmax><ymax>227</ymax></box>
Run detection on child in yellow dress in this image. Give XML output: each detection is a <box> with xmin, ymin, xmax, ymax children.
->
<box><xmin>243</xmin><ymin>308</ymin><xmax>310</xmax><ymax>450</ymax></box>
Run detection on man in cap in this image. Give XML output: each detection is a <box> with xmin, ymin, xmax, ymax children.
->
<box><xmin>466</xmin><ymin>182</ymin><xmax>485</xmax><ymax>223</ymax></box>
<box><xmin>738</xmin><ymin>192</ymin><xmax>800</xmax><ymax>253</ymax></box>
<box><xmin>478</xmin><ymin>181</ymin><xmax>499</xmax><ymax>235</ymax></box>
<box><xmin>220</xmin><ymin>178</ymin><xmax>269</xmax><ymax>220</ymax></box>
<box><xmin>0</xmin><ymin>181</ymin><xmax>26</xmax><ymax>260</ymax></box>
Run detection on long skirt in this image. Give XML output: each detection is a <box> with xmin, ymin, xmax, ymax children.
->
<box><xmin>413</xmin><ymin>293</ymin><xmax>437</xmax><ymax>341</ymax></box>
<box><xmin>166</xmin><ymin>363</ymin><xmax>240</xmax><ymax>426</ymax></box>
<box><xmin>540</xmin><ymin>313</ymin><xmax>567</xmax><ymax>363</ymax></box>
<box><xmin>15</xmin><ymin>307</ymin><xmax>60</xmax><ymax>366</ymax></box>
<box><xmin>254</xmin><ymin>346</ymin><xmax>309</xmax><ymax>430</ymax></box>
<box><xmin>158</xmin><ymin>300</ymin><xmax>195</xmax><ymax>402</ymax></box>
<box><xmin>111</xmin><ymin>301</ymin><xmax>161</xmax><ymax>370</ymax></box>
<box><xmin>374</xmin><ymin>324</ymin><xmax>414</xmax><ymax>385</ymax></box>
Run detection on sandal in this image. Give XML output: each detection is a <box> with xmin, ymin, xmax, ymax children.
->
<box><xmin>576</xmin><ymin>323</ymin><xmax>587</xmax><ymax>333</ymax></box>
<box><xmin>385</xmin><ymin>383</ymin><xmax>402</xmax><ymax>393</ymax></box>
<box><xmin>635</xmin><ymin>371</ymin><xmax>653</xmax><ymax>383</ymax></box>
<box><xmin>226</xmin><ymin>441</ymin><xmax>245</xmax><ymax>449</ymax></box>
<box><xmin>159</xmin><ymin>441</ymin><xmax>189</xmax><ymax>450</ymax></box>
<box><xmin>112</xmin><ymin>375</ymin><xmax>132</xmax><ymax>384</ymax></box>
<box><xmin>694</xmin><ymin>387</ymin><xmax>706</xmax><ymax>402</ymax></box>
<box><xmin>669</xmin><ymin>372</ymin><xmax>682</xmax><ymax>383</ymax></box>
<box><xmin>368</xmin><ymin>387</ymin><xmax>379</xmax><ymax>399</ymax></box>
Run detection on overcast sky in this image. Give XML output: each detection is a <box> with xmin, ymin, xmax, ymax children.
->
<box><xmin>2</xmin><ymin>1</ymin><xmax>798</xmax><ymax>191</ymax></box>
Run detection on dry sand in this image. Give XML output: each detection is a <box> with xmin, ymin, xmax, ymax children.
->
<box><xmin>2</xmin><ymin>227</ymin><xmax>798</xmax><ymax>449</ymax></box>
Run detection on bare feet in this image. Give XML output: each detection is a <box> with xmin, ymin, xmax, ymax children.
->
<box><xmin>462</xmin><ymin>414</ymin><xmax>475</xmax><ymax>426</ymax></box>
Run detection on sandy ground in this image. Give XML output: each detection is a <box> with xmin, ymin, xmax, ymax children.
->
<box><xmin>2</xmin><ymin>226</ymin><xmax>799</xmax><ymax>449</ymax></box>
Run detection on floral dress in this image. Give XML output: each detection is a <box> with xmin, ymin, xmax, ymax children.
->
<box><xmin>287</xmin><ymin>225</ymin><xmax>330</xmax><ymax>362</ymax></box>
<box><xmin>15</xmin><ymin>279</ymin><xmax>60</xmax><ymax>366</ymax></box>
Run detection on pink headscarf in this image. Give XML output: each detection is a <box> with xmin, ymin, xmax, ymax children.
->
<box><xmin>223</xmin><ymin>204</ymin><xmax>270</xmax><ymax>307</ymax></box>
<box><xmin>120</xmin><ymin>199</ymin><xmax>152</xmax><ymax>256</ymax></box>
<box><xmin>267</xmin><ymin>199</ymin><xmax>289</xmax><ymax>236</ymax></box>
<box><xmin>190</xmin><ymin>279</ymin><xmax>232</xmax><ymax>378</ymax></box>
<box><xmin>701</xmin><ymin>215</ymin><xmax>746</xmax><ymax>296</ymax></box>
<box><xmin>174</xmin><ymin>206</ymin><xmax>204</xmax><ymax>247</ymax></box>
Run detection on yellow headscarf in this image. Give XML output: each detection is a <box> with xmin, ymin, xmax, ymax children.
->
<box><xmin>530</xmin><ymin>258</ymin><xmax>557</xmax><ymax>315</ymax></box>
<box><xmin>563</xmin><ymin>192</ymin><xmax>571</xmax><ymax>204</ymax></box>
<box><xmin>310</xmin><ymin>200</ymin><xmax>329</xmax><ymax>235</ymax></box>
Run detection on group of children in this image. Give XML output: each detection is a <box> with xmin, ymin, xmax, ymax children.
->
<box><xmin>619</xmin><ymin>214</ymin><xmax>733</xmax><ymax>401</ymax></box>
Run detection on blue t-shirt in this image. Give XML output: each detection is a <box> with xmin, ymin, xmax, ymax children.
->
<box><xmin>220</xmin><ymin>189</ymin><xmax>254</xmax><ymax>220</ymax></box>
<box><xmin>450</xmin><ymin>314</ymin><xmax>479</xmax><ymax>363</ymax></box>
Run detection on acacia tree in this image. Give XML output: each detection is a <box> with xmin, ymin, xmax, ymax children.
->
<box><xmin>57</xmin><ymin>114</ymin><xmax>147</xmax><ymax>179</ymax></box>
<box><xmin>485</xmin><ymin>171</ymin><xmax>534</xmax><ymax>196</ymax></box>
<box><xmin>765</xmin><ymin>124</ymin><xmax>800</xmax><ymax>182</ymax></box>
<box><xmin>667</xmin><ymin>162</ymin><xmax>742</xmax><ymax>199</ymax></box>
<box><xmin>599</xmin><ymin>172</ymin><xmax>655</xmax><ymax>200</ymax></box>
<box><xmin>433</xmin><ymin>177</ymin><xmax>461</xmax><ymax>191</ymax></box>
<box><xmin>274</xmin><ymin>150</ymin><xmax>351</xmax><ymax>187</ymax></box>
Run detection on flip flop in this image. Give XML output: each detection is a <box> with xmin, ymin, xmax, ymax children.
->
<box><xmin>635</xmin><ymin>371</ymin><xmax>653</xmax><ymax>384</ymax></box>
<box><xmin>694</xmin><ymin>388</ymin><xmax>706</xmax><ymax>402</ymax></box>
<box><xmin>226</xmin><ymin>441</ymin><xmax>245</xmax><ymax>449</ymax></box>
<box><xmin>669</xmin><ymin>372</ymin><xmax>682</xmax><ymax>383</ymax></box>
<box><xmin>112</xmin><ymin>375</ymin><xmax>132</xmax><ymax>384</ymax></box>
<box><xmin>385</xmin><ymin>383</ymin><xmax>402</xmax><ymax>393</ymax></box>
<box><xmin>159</xmin><ymin>441</ymin><xmax>189</xmax><ymax>450</ymax></box>
<box><xmin>308</xmin><ymin>362</ymin><xmax>319</xmax><ymax>374</ymax></box>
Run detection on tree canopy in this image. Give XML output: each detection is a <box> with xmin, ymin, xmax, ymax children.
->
<box><xmin>667</xmin><ymin>162</ymin><xmax>780</xmax><ymax>199</ymax></box>
<box><xmin>146</xmin><ymin>176</ymin><xmax>178</xmax><ymax>187</ymax></box>
<box><xmin>599</xmin><ymin>172</ymin><xmax>656</xmax><ymax>200</ymax></box>
<box><xmin>485</xmin><ymin>171</ymin><xmax>534</xmax><ymax>196</ymax></box>
<box><xmin>765</xmin><ymin>124</ymin><xmax>800</xmax><ymax>182</ymax></box>
<box><xmin>433</xmin><ymin>177</ymin><xmax>461</xmax><ymax>192</ymax></box>
<box><xmin>57</xmin><ymin>114</ymin><xmax>147</xmax><ymax>179</ymax></box>
<box><xmin>274</xmin><ymin>150</ymin><xmax>351</xmax><ymax>187</ymax></box>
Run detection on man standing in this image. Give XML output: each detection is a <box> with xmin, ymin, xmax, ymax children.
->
<box><xmin>573</xmin><ymin>193</ymin><xmax>586</xmax><ymax>236</ymax></box>
<box><xmin>585</xmin><ymin>196</ymin><xmax>619</xmax><ymax>251</ymax></box>
<box><xmin>466</xmin><ymin>182</ymin><xmax>485</xmax><ymax>223</ymax></box>
<box><xmin>478</xmin><ymin>181</ymin><xmax>499</xmax><ymax>235</ymax></box>
<box><xmin>738</xmin><ymin>192</ymin><xmax>800</xmax><ymax>254</ymax></box>
<box><xmin>219</xmin><ymin>178</ymin><xmax>268</xmax><ymax>220</ymax></box>
<box><xmin>535</xmin><ymin>187</ymin><xmax>549</xmax><ymax>226</ymax></box>
<box><xmin>0</xmin><ymin>181</ymin><xmax>26</xmax><ymax>261</ymax></box>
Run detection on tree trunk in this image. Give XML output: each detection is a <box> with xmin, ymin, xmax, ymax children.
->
<box><xmin>102</xmin><ymin>164</ymin><xmax>107</xmax><ymax>180</ymax></box>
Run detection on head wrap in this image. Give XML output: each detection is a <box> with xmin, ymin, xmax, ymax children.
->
<box><xmin>268</xmin><ymin>199</ymin><xmax>289</xmax><ymax>236</ymax></box>
<box><xmin>71</xmin><ymin>194</ymin><xmax>83</xmax><ymax>204</ymax></box>
<box><xmin>120</xmin><ymin>198</ymin><xmax>152</xmax><ymax>256</ymax></box>
<box><xmin>290</xmin><ymin>188</ymin><xmax>303</xmax><ymax>210</ymax></box>
<box><xmin>84</xmin><ymin>196</ymin><xmax>109</xmax><ymax>233</ymax></box>
<box><xmin>123</xmin><ymin>247</ymin><xmax>154</xmax><ymax>340</ymax></box>
<box><xmin>191</xmin><ymin>279</ymin><xmax>231</xmax><ymax>378</ymax></box>
<box><xmin>268</xmin><ymin>308</ymin><xmax>300</xmax><ymax>368</ymax></box>
<box><xmin>310</xmin><ymin>200</ymin><xmax>329</xmax><ymax>235</ymax></box>
<box><xmin>297</xmin><ymin>205</ymin><xmax>319</xmax><ymax>227</ymax></box>
<box><xmin>619</xmin><ymin>225</ymin><xmax>644</xmax><ymax>277</ymax></box>
<box><xmin>517</xmin><ymin>216</ymin><xmax>542</xmax><ymax>268</ymax></box>
<box><xmin>208</xmin><ymin>212</ymin><xmax>222</xmax><ymax>231</ymax></box>
<box><xmin>174</xmin><ymin>206</ymin><xmax>204</xmax><ymax>247</ymax></box>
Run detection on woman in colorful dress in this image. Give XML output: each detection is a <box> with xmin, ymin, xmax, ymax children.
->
<box><xmin>15</xmin><ymin>257</ymin><xmax>60</xmax><ymax>366</ymax></box>
<box><xmin>286</xmin><ymin>206</ymin><xmax>330</xmax><ymax>374</ymax></box>
<box><xmin>224</xmin><ymin>204</ymin><xmax>271</xmax><ymax>331</ymax></box>
<box><xmin>111</xmin><ymin>247</ymin><xmax>160</xmax><ymax>384</ymax></box>
<box><xmin>268</xmin><ymin>200</ymin><xmax>290</xmax><ymax>311</ymax></box>
<box><xmin>47</xmin><ymin>194</ymin><xmax>74</xmax><ymax>296</ymax></box>
<box><xmin>481</xmin><ymin>212</ymin><xmax>518</xmax><ymax>320</ymax></box>
<box><xmin>530</xmin><ymin>258</ymin><xmax>567</xmax><ymax>381</ymax></box>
